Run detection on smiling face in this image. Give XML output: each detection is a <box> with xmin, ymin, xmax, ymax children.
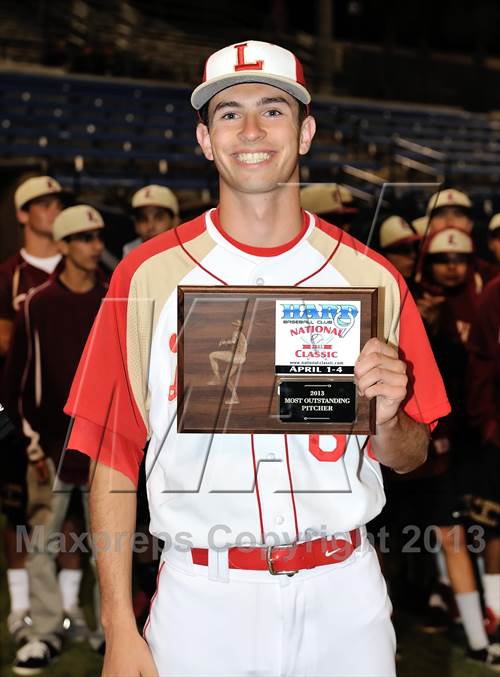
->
<box><xmin>196</xmin><ymin>83</ymin><xmax>315</xmax><ymax>198</ymax></box>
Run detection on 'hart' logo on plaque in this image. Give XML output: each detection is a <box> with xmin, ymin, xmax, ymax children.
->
<box><xmin>275</xmin><ymin>300</ymin><xmax>361</xmax><ymax>375</ymax></box>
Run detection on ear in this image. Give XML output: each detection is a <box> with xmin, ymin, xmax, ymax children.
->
<box><xmin>298</xmin><ymin>115</ymin><xmax>316</xmax><ymax>156</ymax></box>
<box><xmin>57</xmin><ymin>240</ymin><xmax>69</xmax><ymax>256</ymax></box>
<box><xmin>16</xmin><ymin>209</ymin><xmax>28</xmax><ymax>225</ymax></box>
<box><xmin>196</xmin><ymin>123</ymin><xmax>214</xmax><ymax>162</ymax></box>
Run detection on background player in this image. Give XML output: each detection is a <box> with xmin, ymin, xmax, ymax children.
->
<box><xmin>0</xmin><ymin>175</ymin><xmax>65</xmax><ymax>646</ymax></box>
<box><xmin>300</xmin><ymin>182</ymin><xmax>357</xmax><ymax>232</ymax></box>
<box><xmin>4</xmin><ymin>205</ymin><xmax>108</xmax><ymax>674</ymax></box>
<box><xmin>378</xmin><ymin>215</ymin><xmax>421</xmax><ymax>282</ymax></box>
<box><xmin>467</xmin><ymin>276</ymin><xmax>500</xmax><ymax>637</ymax></box>
<box><xmin>0</xmin><ymin>176</ymin><xmax>66</xmax><ymax>356</ymax></box>
<box><xmin>123</xmin><ymin>184</ymin><xmax>180</xmax><ymax>257</ymax></box>
<box><xmin>413</xmin><ymin>228</ymin><xmax>500</xmax><ymax>665</ymax></box>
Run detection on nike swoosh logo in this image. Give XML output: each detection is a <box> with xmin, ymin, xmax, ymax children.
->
<box><xmin>324</xmin><ymin>547</ymin><xmax>342</xmax><ymax>557</ymax></box>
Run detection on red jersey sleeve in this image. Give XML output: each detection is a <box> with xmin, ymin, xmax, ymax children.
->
<box><xmin>64</xmin><ymin>262</ymin><xmax>147</xmax><ymax>486</ymax></box>
<box><xmin>398</xmin><ymin>280</ymin><xmax>450</xmax><ymax>426</ymax></box>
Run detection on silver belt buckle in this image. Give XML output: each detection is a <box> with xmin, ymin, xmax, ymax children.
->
<box><xmin>266</xmin><ymin>545</ymin><xmax>299</xmax><ymax>577</ymax></box>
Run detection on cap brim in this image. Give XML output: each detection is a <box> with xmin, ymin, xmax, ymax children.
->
<box><xmin>191</xmin><ymin>72</ymin><xmax>311</xmax><ymax>110</ymax></box>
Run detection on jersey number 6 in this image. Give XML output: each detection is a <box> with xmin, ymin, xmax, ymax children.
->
<box><xmin>308</xmin><ymin>434</ymin><xmax>347</xmax><ymax>462</ymax></box>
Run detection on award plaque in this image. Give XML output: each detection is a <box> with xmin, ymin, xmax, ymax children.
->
<box><xmin>178</xmin><ymin>286</ymin><xmax>378</xmax><ymax>434</ymax></box>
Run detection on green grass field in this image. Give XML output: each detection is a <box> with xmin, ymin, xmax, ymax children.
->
<box><xmin>0</xmin><ymin>618</ymin><xmax>494</xmax><ymax>676</ymax></box>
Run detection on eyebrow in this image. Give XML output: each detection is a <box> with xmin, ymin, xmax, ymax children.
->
<box><xmin>211</xmin><ymin>95</ymin><xmax>292</xmax><ymax>115</ymax></box>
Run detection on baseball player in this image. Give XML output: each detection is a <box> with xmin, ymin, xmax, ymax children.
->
<box><xmin>413</xmin><ymin>228</ymin><xmax>500</xmax><ymax>665</ymax></box>
<box><xmin>0</xmin><ymin>176</ymin><xmax>66</xmax><ymax>356</ymax></box>
<box><xmin>411</xmin><ymin>189</ymin><xmax>472</xmax><ymax>248</ymax></box>
<box><xmin>64</xmin><ymin>41</ymin><xmax>450</xmax><ymax>676</ymax></box>
<box><xmin>300</xmin><ymin>183</ymin><xmax>357</xmax><ymax>232</ymax></box>
<box><xmin>5</xmin><ymin>206</ymin><xmax>108</xmax><ymax>674</ymax></box>
<box><xmin>415</xmin><ymin>189</ymin><xmax>497</xmax><ymax>284</ymax></box>
<box><xmin>378</xmin><ymin>215</ymin><xmax>421</xmax><ymax>282</ymax></box>
<box><xmin>425</xmin><ymin>188</ymin><xmax>473</xmax><ymax>235</ymax></box>
<box><xmin>0</xmin><ymin>175</ymin><xmax>65</xmax><ymax>645</ymax></box>
<box><xmin>208</xmin><ymin>319</ymin><xmax>248</xmax><ymax>404</ymax></box>
<box><xmin>467</xmin><ymin>276</ymin><xmax>500</xmax><ymax>635</ymax></box>
<box><xmin>123</xmin><ymin>184</ymin><xmax>180</xmax><ymax>257</ymax></box>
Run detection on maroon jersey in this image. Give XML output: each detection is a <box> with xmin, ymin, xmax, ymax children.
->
<box><xmin>467</xmin><ymin>276</ymin><xmax>500</xmax><ymax>446</ymax></box>
<box><xmin>3</xmin><ymin>274</ymin><xmax>108</xmax><ymax>483</ymax></box>
<box><xmin>0</xmin><ymin>251</ymin><xmax>58</xmax><ymax>321</ymax></box>
<box><xmin>409</xmin><ymin>264</ymin><xmax>482</xmax><ymax>478</ymax></box>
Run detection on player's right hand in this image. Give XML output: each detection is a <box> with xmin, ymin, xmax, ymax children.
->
<box><xmin>102</xmin><ymin>628</ymin><xmax>158</xmax><ymax>676</ymax></box>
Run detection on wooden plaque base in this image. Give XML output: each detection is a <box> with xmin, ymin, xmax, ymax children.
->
<box><xmin>178</xmin><ymin>286</ymin><xmax>378</xmax><ymax>434</ymax></box>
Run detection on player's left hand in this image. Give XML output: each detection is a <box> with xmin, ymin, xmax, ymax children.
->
<box><xmin>354</xmin><ymin>337</ymin><xmax>408</xmax><ymax>426</ymax></box>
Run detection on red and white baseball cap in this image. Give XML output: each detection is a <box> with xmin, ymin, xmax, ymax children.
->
<box><xmin>191</xmin><ymin>40</ymin><xmax>311</xmax><ymax>110</ymax></box>
<box><xmin>300</xmin><ymin>184</ymin><xmax>356</xmax><ymax>215</ymax></box>
<box><xmin>426</xmin><ymin>188</ymin><xmax>472</xmax><ymax>215</ymax></box>
<box><xmin>15</xmin><ymin>176</ymin><xmax>63</xmax><ymax>210</ymax></box>
<box><xmin>427</xmin><ymin>228</ymin><xmax>473</xmax><ymax>254</ymax></box>
<box><xmin>53</xmin><ymin>205</ymin><xmax>104</xmax><ymax>241</ymax></box>
<box><xmin>131</xmin><ymin>185</ymin><xmax>179</xmax><ymax>216</ymax></box>
<box><xmin>379</xmin><ymin>215</ymin><xmax>420</xmax><ymax>249</ymax></box>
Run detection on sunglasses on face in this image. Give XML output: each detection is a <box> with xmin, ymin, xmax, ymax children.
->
<box><xmin>66</xmin><ymin>230</ymin><xmax>104</xmax><ymax>243</ymax></box>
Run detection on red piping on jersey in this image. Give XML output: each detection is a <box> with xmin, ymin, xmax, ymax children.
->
<box><xmin>250</xmin><ymin>434</ymin><xmax>265</xmax><ymax>543</ymax></box>
<box><xmin>142</xmin><ymin>560</ymin><xmax>165</xmax><ymax>642</ymax></box>
<box><xmin>175</xmin><ymin>211</ymin><xmax>343</xmax><ymax>287</ymax></box>
<box><xmin>284</xmin><ymin>435</ymin><xmax>299</xmax><ymax>541</ymax></box>
<box><xmin>173</xmin><ymin>226</ymin><xmax>227</xmax><ymax>285</ymax></box>
<box><xmin>294</xmin><ymin>229</ymin><xmax>343</xmax><ymax>286</ymax></box>
<box><xmin>210</xmin><ymin>208</ymin><xmax>310</xmax><ymax>257</ymax></box>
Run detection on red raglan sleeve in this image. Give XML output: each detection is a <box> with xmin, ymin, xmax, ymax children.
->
<box><xmin>64</xmin><ymin>261</ymin><xmax>148</xmax><ymax>486</ymax></box>
<box><xmin>397</xmin><ymin>280</ymin><xmax>450</xmax><ymax>426</ymax></box>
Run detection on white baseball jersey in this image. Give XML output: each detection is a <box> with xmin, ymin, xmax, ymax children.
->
<box><xmin>65</xmin><ymin>209</ymin><xmax>449</xmax><ymax>547</ymax></box>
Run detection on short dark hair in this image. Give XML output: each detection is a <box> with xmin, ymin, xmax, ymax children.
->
<box><xmin>198</xmin><ymin>100</ymin><xmax>309</xmax><ymax>128</ymax></box>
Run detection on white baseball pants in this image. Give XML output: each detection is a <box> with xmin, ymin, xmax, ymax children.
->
<box><xmin>145</xmin><ymin>538</ymin><xmax>396</xmax><ymax>676</ymax></box>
